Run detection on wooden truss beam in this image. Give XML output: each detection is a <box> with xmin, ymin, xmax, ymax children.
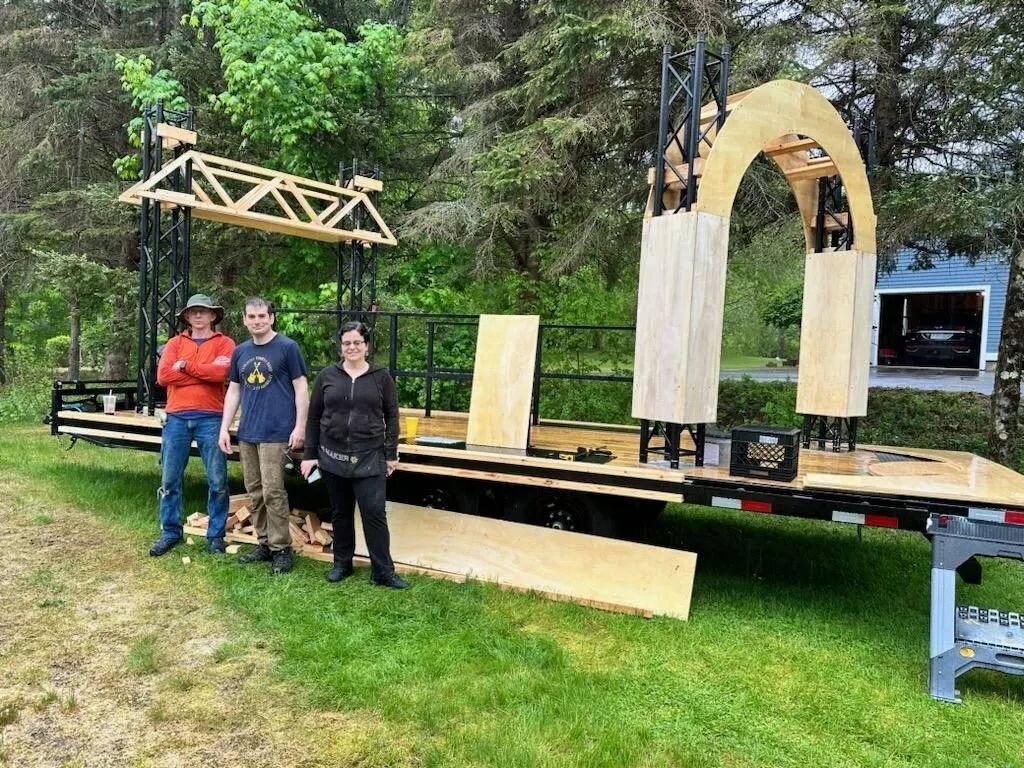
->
<box><xmin>119</xmin><ymin>151</ymin><xmax>397</xmax><ymax>246</ymax></box>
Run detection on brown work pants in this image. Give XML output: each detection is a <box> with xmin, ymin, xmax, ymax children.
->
<box><xmin>238</xmin><ymin>441</ymin><xmax>291</xmax><ymax>552</ymax></box>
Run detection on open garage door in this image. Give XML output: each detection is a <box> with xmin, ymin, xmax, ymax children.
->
<box><xmin>876</xmin><ymin>290</ymin><xmax>984</xmax><ymax>369</ymax></box>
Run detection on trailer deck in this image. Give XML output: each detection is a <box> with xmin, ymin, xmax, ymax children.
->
<box><xmin>52</xmin><ymin>403</ymin><xmax>1024</xmax><ymax>535</ymax></box>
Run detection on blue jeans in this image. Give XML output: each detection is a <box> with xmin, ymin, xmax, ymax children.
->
<box><xmin>158</xmin><ymin>414</ymin><xmax>229</xmax><ymax>540</ymax></box>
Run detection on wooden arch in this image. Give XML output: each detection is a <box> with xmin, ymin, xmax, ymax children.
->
<box><xmin>695</xmin><ymin>79</ymin><xmax>876</xmax><ymax>254</ymax></box>
<box><xmin>632</xmin><ymin>80</ymin><xmax>877</xmax><ymax>426</ymax></box>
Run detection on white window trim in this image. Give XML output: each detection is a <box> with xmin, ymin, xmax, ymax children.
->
<box><xmin>872</xmin><ymin>285</ymin><xmax>990</xmax><ymax>370</ymax></box>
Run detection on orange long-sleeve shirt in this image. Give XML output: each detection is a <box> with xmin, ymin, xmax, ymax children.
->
<box><xmin>157</xmin><ymin>330</ymin><xmax>235</xmax><ymax>414</ymax></box>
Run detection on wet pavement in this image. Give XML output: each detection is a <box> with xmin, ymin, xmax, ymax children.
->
<box><xmin>721</xmin><ymin>366</ymin><xmax>994</xmax><ymax>394</ymax></box>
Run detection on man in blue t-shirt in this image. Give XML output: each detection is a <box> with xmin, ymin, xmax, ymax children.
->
<box><xmin>218</xmin><ymin>297</ymin><xmax>308</xmax><ymax>575</ymax></box>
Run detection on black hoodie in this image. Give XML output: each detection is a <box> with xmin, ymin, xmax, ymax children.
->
<box><xmin>304</xmin><ymin>362</ymin><xmax>400</xmax><ymax>461</ymax></box>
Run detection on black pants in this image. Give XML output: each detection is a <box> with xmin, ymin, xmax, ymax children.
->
<box><xmin>322</xmin><ymin>469</ymin><xmax>394</xmax><ymax>578</ymax></box>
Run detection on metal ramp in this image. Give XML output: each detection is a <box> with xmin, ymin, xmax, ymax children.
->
<box><xmin>929</xmin><ymin>514</ymin><xmax>1024</xmax><ymax>702</ymax></box>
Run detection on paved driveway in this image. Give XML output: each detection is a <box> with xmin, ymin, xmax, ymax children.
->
<box><xmin>721</xmin><ymin>366</ymin><xmax>994</xmax><ymax>394</ymax></box>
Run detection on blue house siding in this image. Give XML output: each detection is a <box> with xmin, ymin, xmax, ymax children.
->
<box><xmin>875</xmin><ymin>249</ymin><xmax>1009</xmax><ymax>364</ymax></box>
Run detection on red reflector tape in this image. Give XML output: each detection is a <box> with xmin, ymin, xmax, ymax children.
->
<box><xmin>864</xmin><ymin>514</ymin><xmax>899</xmax><ymax>529</ymax></box>
<box><xmin>1006</xmin><ymin>511</ymin><xmax>1024</xmax><ymax>525</ymax></box>
<box><xmin>741</xmin><ymin>499</ymin><xmax>772</xmax><ymax>514</ymax></box>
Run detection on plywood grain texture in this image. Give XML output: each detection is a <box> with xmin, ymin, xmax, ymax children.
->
<box><xmin>355</xmin><ymin>502</ymin><xmax>697</xmax><ymax>619</ymax></box>
<box><xmin>796</xmin><ymin>249</ymin><xmax>876</xmax><ymax>417</ymax></box>
<box><xmin>632</xmin><ymin>212</ymin><xmax>728</xmax><ymax>424</ymax></box>
<box><xmin>466</xmin><ymin>314</ymin><xmax>540</xmax><ymax>450</ymax></box>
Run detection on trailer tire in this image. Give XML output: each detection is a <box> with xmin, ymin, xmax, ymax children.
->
<box><xmin>504</xmin><ymin>489</ymin><xmax>619</xmax><ymax>538</ymax></box>
<box><xmin>391</xmin><ymin>476</ymin><xmax>478</xmax><ymax>515</ymax></box>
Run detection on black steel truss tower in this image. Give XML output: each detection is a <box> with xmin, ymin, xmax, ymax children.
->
<box><xmin>337</xmin><ymin>160</ymin><xmax>381</xmax><ymax>336</ymax></box>
<box><xmin>136</xmin><ymin>101</ymin><xmax>195</xmax><ymax>414</ymax></box>
<box><xmin>640</xmin><ymin>35</ymin><xmax>731</xmax><ymax>468</ymax></box>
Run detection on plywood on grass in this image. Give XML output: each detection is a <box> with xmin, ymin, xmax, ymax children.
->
<box><xmin>355</xmin><ymin>501</ymin><xmax>697</xmax><ymax>619</ymax></box>
<box><xmin>466</xmin><ymin>314</ymin><xmax>540</xmax><ymax>450</ymax></box>
<box><xmin>632</xmin><ymin>211</ymin><xmax>728</xmax><ymax>424</ymax></box>
<box><xmin>796</xmin><ymin>249</ymin><xmax>876</xmax><ymax>417</ymax></box>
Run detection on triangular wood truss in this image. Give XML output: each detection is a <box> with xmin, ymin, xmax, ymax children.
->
<box><xmin>119</xmin><ymin>151</ymin><xmax>397</xmax><ymax>246</ymax></box>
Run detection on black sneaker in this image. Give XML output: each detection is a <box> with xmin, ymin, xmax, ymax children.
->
<box><xmin>207</xmin><ymin>538</ymin><xmax>226</xmax><ymax>554</ymax></box>
<box><xmin>326</xmin><ymin>563</ymin><xmax>354</xmax><ymax>583</ymax></box>
<box><xmin>370</xmin><ymin>573</ymin><xmax>409</xmax><ymax>590</ymax></box>
<box><xmin>149</xmin><ymin>535</ymin><xmax>182</xmax><ymax>557</ymax></box>
<box><xmin>271</xmin><ymin>548</ymin><xmax>294</xmax><ymax>575</ymax></box>
<box><xmin>238</xmin><ymin>544</ymin><xmax>272</xmax><ymax>564</ymax></box>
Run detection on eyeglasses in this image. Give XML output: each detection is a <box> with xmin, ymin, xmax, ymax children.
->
<box><xmin>340</xmin><ymin>340</ymin><xmax>366</xmax><ymax>347</ymax></box>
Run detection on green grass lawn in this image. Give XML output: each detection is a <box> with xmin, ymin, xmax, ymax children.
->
<box><xmin>720</xmin><ymin>355</ymin><xmax>776</xmax><ymax>370</ymax></box>
<box><xmin>5</xmin><ymin>424</ymin><xmax>1024</xmax><ymax>767</ymax></box>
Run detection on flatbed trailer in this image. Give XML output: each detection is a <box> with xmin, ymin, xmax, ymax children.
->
<box><xmin>50</xmin><ymin>380</ymin><xmax>1024</xmax><ymax>543</ymax></box>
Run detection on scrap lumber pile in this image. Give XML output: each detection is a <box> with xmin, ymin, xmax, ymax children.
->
<box><xmin>183</xmin><ymin>495</ymin><xmax>466</xmax><ymax>582</ymax></box>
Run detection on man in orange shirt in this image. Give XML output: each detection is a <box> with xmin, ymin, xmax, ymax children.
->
<box><xmin>149</xmin><ymin>294</ymin><xmax>235</xmax><ymax>556</ymax></box>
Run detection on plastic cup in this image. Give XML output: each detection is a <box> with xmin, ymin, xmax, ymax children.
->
<box><xmin>405</xmin><ymin>416</ymin><xmax>419</xmax><ymax>442</ymax></box>
<box><xmin>102</xmin><ymin>394</ymin><xmax>117</xmax><ymax>415</ymax></box>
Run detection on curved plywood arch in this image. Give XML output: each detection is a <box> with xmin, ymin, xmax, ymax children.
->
<box><xmin>694</xmin><ymin>79</ymin><xmax>876</xmax><ymax>253</ymax></box>
<box><xmin>633</xmin><ymin>79</ymin><xmax>878</xmax><ymax>425</ymax></box>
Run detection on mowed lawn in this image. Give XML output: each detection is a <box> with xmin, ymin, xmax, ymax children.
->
<box><xmin>3</xmin><ymin>424</ymin><xmax>1023</xmax><ymax>767</ymax></box>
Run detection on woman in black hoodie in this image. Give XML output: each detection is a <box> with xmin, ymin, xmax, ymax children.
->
<box><xmin>300</xmin><ymin>321</ymin><xmax>407</xmax><ymax>589</ymax></box>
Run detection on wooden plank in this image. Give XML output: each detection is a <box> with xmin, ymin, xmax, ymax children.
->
<box><xmin>762</xmin><ymin>137</ymin><xmax>819</xmax><ymax>157</ymax></box>
<box><xmin>155</xmin><ymin>123</ymin><xmax>197</xmax><ymax>146</ymax></box>
<box><xmin>233</xmin><ymin>175</ymin><xmax>283</xmax><ymax>213</ymax></box>
<box><xmin>632</xmin><ymin>212</ymin><xmax>728</xmax><ymax>424</ymax></box>
<box><xmin>810</xmin><ymin>211</ymin><xmax>850</xmax><ymax>233</ymax></box>
<box><xmin>137</xmin><ymin>189</ymin><xmax>196</xmax><ymax>209</ymax></box>
<box><xmin>270</xmin><ymin>186</ymin><xmax>299</xmax><ymax>221</ymax></box>
<box><xmin>402</xmin><ymin>462</ymin><xmax>681</xmax><ymax>503</ymax></box>
<box><xmin>355</xmin><ymin>502</ymin><xmax>697</xmax><ymax>620</ymax></box>
<box><xmin>353</xmin><ymin>174</ymin><xmax>383</xmax><ymax>192</ymax></box>
<box><xmin>796</xmin><ymin>249</ymin><xmax>876</xmax><ymax>417</ymax></box>
<box><xmin>647</xmin><ymin>158</ymin><xmax>705</xmax><ymax>188</ymax></box>
<box><xmin>191</xmin><ymin>179</ymin><xmax>213</xmax><ymax>205</ymax></box>
<box><xmin>466</xmin><ymin>315</ymin><xmax>540</xmax><ymax>450</ymax></box>
<box><xmin>784</xmin><ymin>160</ymin><xmax>839</xmax><ymax>183</ymax></box>
<box><xmin>192</xmin><ymin>155</ymin><xmax>234</xmax><ymax>206</ymax></box>
<box><xmin>281</xmin><ymin>177</ymin><xmax>320</xmax><ymax>222</ymax></box>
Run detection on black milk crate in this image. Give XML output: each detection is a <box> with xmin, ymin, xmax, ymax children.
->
<box><xmin>729</xmin><ymin>425</ymin><xmax>801</xmax><ymax>482</ymax></box>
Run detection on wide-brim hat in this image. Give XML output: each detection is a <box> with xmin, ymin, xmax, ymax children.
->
<box><xmin>178</xmin><ymin>293</ymin><xmax>225</xmax><ymax>327</ymax></box>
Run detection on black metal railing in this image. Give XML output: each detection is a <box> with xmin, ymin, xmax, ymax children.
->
<box><xmin>276</xmin><ymin>309</ymin><xmax>636</xmax><ymax>423</ymax></box>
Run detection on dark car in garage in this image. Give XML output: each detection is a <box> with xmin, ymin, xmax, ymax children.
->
<box><xmin>902</xmin><ymin>326</ymin><xmax>980</xmax><ymax>366</ymax></box>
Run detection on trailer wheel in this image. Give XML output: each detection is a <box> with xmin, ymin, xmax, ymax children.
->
<box><xmin>504</xmin><ymin>489</ymin><xmax>619</xmax><ymax>537</ymax></box>
<box><xmin>394</xmin><ymin>477</ymin><xmax>479</xmax><ymax>515</ymax></box>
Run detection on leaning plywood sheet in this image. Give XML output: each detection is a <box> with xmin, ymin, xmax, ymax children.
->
<box><xmin>805</xmin><ymin>450</ymin><xmax>1024</xmax><ymax>508</ymax></box>
<box><xmin>632</xmin><ymin>211</ymin><xmax>728</xmax><ymax>424</ymax></box>
<box><xmin>466</xmin><ymin>314</ymin><xmax>540</xmax><ymax>450</ymax></box>
<box><xmin>356</xmin><ymin>501</ymin><xmax>697</xmax><ymax>619</ymax></box>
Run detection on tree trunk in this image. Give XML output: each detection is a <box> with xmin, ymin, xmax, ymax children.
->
<box><xmin>69</xmin><ymin>294</ymin><xmax>81</xmax><ymax>380</ymax></box>
<box><xmin>0</xmin><ymin>273</ymin><xmax>7</xmax><ymax>385</ymax></box>
<box><xmin>105</xmin><ymin>231</ymin><xmax>136</xmax><ymax>381</ymax></box>
<box><xmin>776</xmin><ymin>328</ymin><xmax>786</xmax><ymax>360</ymax></box>
<box><xmin>988</xmin><ymin>237</ymin><xmax>1024</xmax><ymax>465</ymax></box>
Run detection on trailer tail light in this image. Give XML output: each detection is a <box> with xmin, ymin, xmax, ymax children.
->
<box><xmin>969</xmin><ymin>507</ymin><xmax>1024</xmax><ymax>525</ymax></box>
<box><xmin>832</xmin><ymin>511</ymin><xmax>899</xmax><ymax>528</ymax></box>
<box><xmin>711</xmin><ymin>496</ymin><xmax>773</xmax><ymax>514</ymax></box>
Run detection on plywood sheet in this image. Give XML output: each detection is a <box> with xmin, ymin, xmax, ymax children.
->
<box><xmin>867</xmin><ymin>461</ymin><xmax>961</xmax><ymax>478</ymax></box>
<box><xmin>466</xmin><ymin>314</ymin><xmax>540</xmax><ymax>450</ymax></box>
<box><xmin>355</xmin><ymin>502</ymin><xmax>697</xmax><ymax>620</ymax></box>
<box><xmin>632</xmin><ymin>211</ymin><xmax>728</xmax><ymax>424</ymax></box>
<box><xmin>796</xmin><ymin>249</ymin><xmax>876</xmax><ymax>417</ymax></box>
